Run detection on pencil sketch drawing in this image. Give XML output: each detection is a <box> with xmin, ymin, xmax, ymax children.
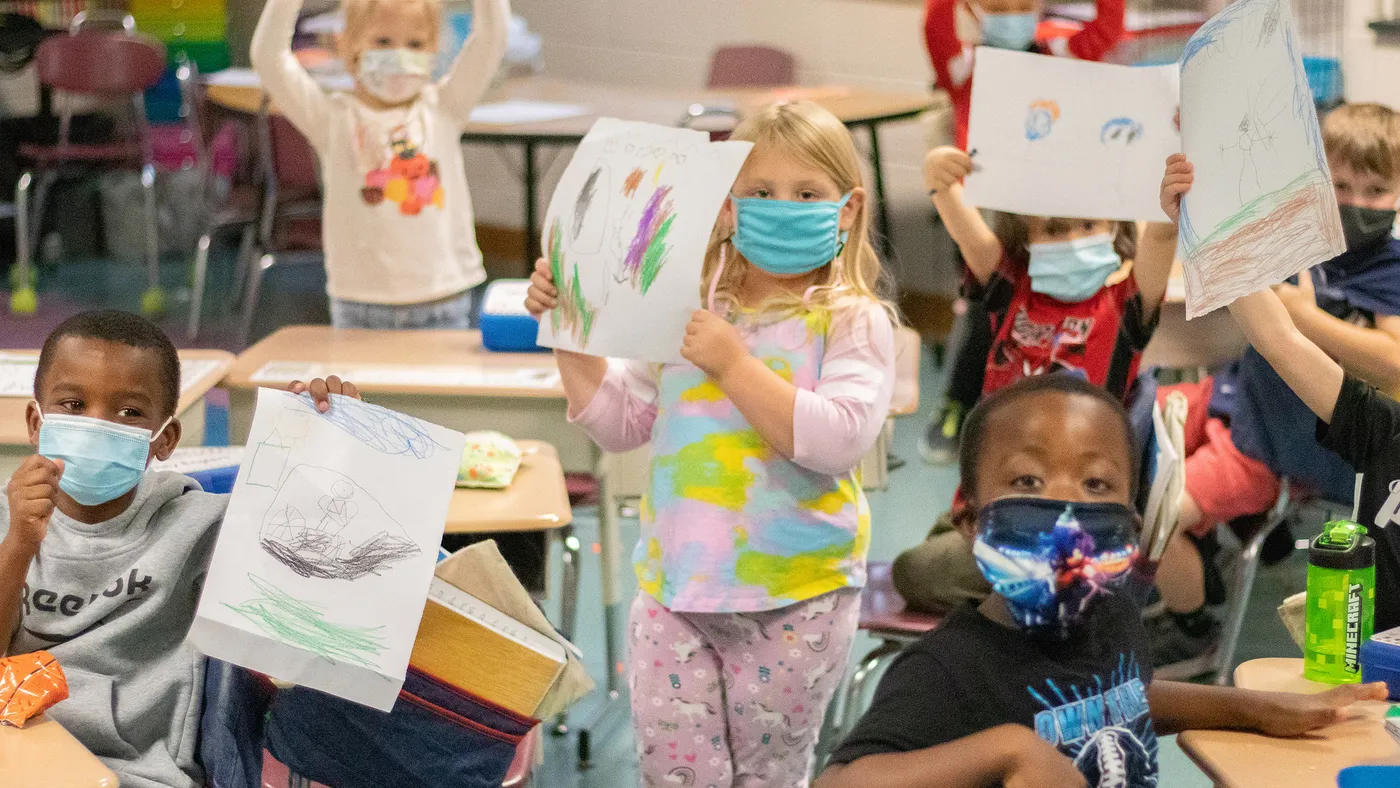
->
<box><xmin>225</xmin><ymin>573</ymin><xmax>387</xmax><ymax>667</ymax></box>
<box><xmin>287</xmin><ymin>392</ymin><xmax>444</xmax><ymax>459</ymax></box>
<box><xmin>1177</xmin><ymin>0</ymin><xmax>1343</xmax><ymax>318</ymax></box>
<box><xmin>259</xmin><ymin>464</ymin><xmax>420</xmax><ymax>580</ymax></box>
<box><xmin>247</xmin><ymin>410</ymin><xmax>311</xmax><ymax>489</ymax></box>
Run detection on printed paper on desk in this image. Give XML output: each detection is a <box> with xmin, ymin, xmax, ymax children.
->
<box><xmin>1177</xmin><ymin>0</ymin><xmax>1344</xmax><ymax>319</ymax></box>
<box><xmin>962</xmin><ymin>48</ymin><xmax>1180</xmax><ymax>222</ymax></box>
<box><xmin>536</xmin><ymin>118</ymin><xmax>753</xmax><ymax>363</ymax></box>
<box><xmin>0</xmin><ymin>356</ymin><xmax>225</xmax><ymax>398</ymax></box>
<box><xmin>188</xmin><ymin>388</ymin><xmax>466</xmax><ymax>711</ymax></box>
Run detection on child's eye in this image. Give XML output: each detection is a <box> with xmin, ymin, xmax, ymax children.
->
<box><xmin>117</xmin><ymin>407</ymin><xmax>143</xmax><ymax>419</ymax></box>
<box><xmin>407</xmin><ymin>39</ymin><xmax>424</xmax><ymax>49</ymax></box>
<box><xmin>58</xmin><ymin>399</ymin><xmax>82</xmax><ymax>413</ymax></box>
<box><xmin>375</xmin><ymin>36</ymin><xmax>393</xmax><ymax>47</ymax></box>
<box><xmin>1010</xmin><ymin>474</ymin><xmax>1043</xmax><ymax>492</ymax></box>
<box><xmin>798</xmin><ymin>190</ymin><xmax>820</xmax><ymax>201</ymax></box>
<box><xmin>1085</xmin><ymin>478</ymin><xmax>1113</xmax><ymax>495</ymax></box>
<box><xmin>752</xmin><ymin>188</ymin><xmax>771</xmax><ymax>198</ymax></box>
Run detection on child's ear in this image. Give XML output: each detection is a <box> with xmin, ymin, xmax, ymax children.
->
<box><xmin>25</xmin><ymin>400</ymin><xmax>41</xmax><ymax>448</ymax></box>
<box><xmin>952</xmin><ymin>498</ymin><xmax>979</xmax><ymax>541</ymax></box>
<box><xmin>718</xmin><ymin>196</ymin><xmax>736</xmax><ymax>237</ymax></box>
<box><xmin>840</xmin><ymin>187</ymin><xmax>866</xmax><ymax>233</ymax></box>
<box><xmin>150</xmin><ymin>418</ymin><xmax>182</xmax><ymax>463</ymax></box>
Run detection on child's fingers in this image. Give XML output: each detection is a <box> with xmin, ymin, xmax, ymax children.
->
<box><xmin>534</xmin><ymin>257</ymin><xmax>551</xmax><ymax>275</ymax></box>
<box><xmin>340</xmin><ymin>380</ymin><xmax>362</xmax><ymax>401</ymax></box>
<box><xmin>288</xmin><ymin>380</ymin><xmax>308</xmax><ymax>395</ymax></box>
<box><xmin>308</xmin><ymin>377</ymin><xmax>331</xmax><ymax>412</ymax></box>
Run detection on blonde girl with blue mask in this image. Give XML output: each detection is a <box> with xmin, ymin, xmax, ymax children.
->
<box><xmin>526</xmin><ymin>100</ymin><xmax>896</xmax><ymax>787</ymax></box>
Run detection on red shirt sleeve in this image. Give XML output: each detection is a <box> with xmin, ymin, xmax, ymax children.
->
<box><xmin>1067</xmin><ymin>0</ymin><xmax>1127</xmax><ymax>61</ymax></box>
<box><xmin>925</xmin><ymin>0</ymin><xmax>974</xmax><ymax>149</ymax></box>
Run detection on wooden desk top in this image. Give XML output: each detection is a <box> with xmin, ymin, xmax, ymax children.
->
<box><xmin>446</xmin><ymin>440</ymin><xmax>572</xmax><ymax>534</ymax></box>
<box><xmin>1177</xmin><ymin>658</ymin><xmax>1400</xmax><ymax>788</ymax></box>
<box><xmin>205</xmin><ymin>74</ymin><xmax>935</xmax><ymax>137</ymax></box>
<box><xmin>0</xmin><ymin>713</ymin><xmax>119</xmax><ymax>788</ymax></box>
<box><xmin>0</xmin><ymin>349</ymin><xmax>233</xmax><ymax>446</ymax></box>
<box><xmin>224</xmin><ymin>327</ymin><xmax>566</xmax><ymax>399</ymax></box>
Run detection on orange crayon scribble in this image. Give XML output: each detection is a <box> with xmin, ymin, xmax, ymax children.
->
<box><xmin>623</xmin><ymin>168</ymin><xmax>645</xmax><ymax>197</ymax></box>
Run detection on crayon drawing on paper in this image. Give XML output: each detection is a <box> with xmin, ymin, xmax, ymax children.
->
<box><xmin>1177</xmin><ymin>0</ymin><xmax>1344</xmax><ymax>318</ymax></box>
<box><xmin>189</xmin><ymin>389</ymin><xmax>465</xmax><ymax>711</ymax></box>
<box><xmin>963</xmin><ymin>47</ymin><xmax>1180</xmax><ymax>222</ymax></box>
<box><xmin>537</xmin><ymin>118</ymin><xmax>753</xmax><ymax>363</ymax></box>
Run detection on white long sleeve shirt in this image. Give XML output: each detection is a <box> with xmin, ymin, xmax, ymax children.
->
<box><xmin>250</xmin><ymin>0</ymin><xmax>509</xmax><ymax>304</ymax></box>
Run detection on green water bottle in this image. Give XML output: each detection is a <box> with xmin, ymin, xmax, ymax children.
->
<box><xmin>1304</xmin><ymin>521</ymin><xmax>1376</xmax><ymax>684</ymax></box>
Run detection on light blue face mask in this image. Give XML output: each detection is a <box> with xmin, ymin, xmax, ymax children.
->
<box><xmin>1027</xmin><ymin>232</ymin><xmax>1122</xmax><ymax>303</ymax></box>
<box><xmin>731</xmin><ymin>193</ymin><xmax>851</xmax><ymax>276</ymax></box>
<box><xmin>37</xmin><ymin>411</ymin><xmax>168</xmax><ymax>506</ymax></box>
<box><xmin>981</xmin><ymin>11</ymin><xmax>1039</xmax><ymax>50</ymax></box>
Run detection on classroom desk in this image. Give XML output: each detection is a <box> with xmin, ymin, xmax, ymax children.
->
<box><xmin>0</xmin><ymin>349</ymin><xmax>233</xmax><ymax>479</ymax></box>
<box><xmin>446</xmin><ymin>440</ymin><xmax>572</xmax><ymax>534</ymax></box>
<box><xmin>1178</xmin><ymin>658</ymin><xmax>1400</xmax><ymax>788</ymax></box>
<box><xmin>203</xmin><ymin>73</ymin><xmax>934</xmax><ymax>262</ymax></box>
<box><xmin>0</xmin><ymin>713</ymin><xmax>119</xmax><ymax>788</ymax></box>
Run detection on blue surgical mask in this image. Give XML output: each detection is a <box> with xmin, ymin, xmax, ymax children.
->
<box><xmin>37</xmin><ymin>411</ymin><xmax>168</xmax><ymax>506</ymax></box>
<box><xmin>1028</xmin><ymin>232</ymin><xmax>1122</xmax><ymax>303</ymax></box>
<box><xmin>973</xmin><ymin>497</ymin><xmax>1138</xmax><ymax>638</ymax></box>
<box><xmin>731</xmin><ymin>194</ymin><xmax>851</xmax><ymax>276</ymax></box>
<box><xmin>981</xmin><ymin>11</ymin><xmax>1039</xmax><ymax>50</ymax></box>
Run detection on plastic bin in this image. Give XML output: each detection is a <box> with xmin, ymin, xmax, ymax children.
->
<box><xmin>1303</xmin><ymin>56</ymin><xmax>1343</xmax><ymax>106</ymax></box>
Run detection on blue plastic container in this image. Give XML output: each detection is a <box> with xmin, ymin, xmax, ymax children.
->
<box><xmin>479</xmin><ymin>279</ymin><xmax>546</xmax><ymax>352</ymax></box>
<box><xmin>1303</xmin><ymin>56</ymin><xmax>1343</xmax><ymax>106</ymax></box>
<box><xmin>1338</xmin><ymin>765</ymin><xmax>1400</xmax><ymax>788</ymax></box>
<box><xmin>1359</xmin><ymin>626</ymin><xmax>1400</xmax><ymax>699</ymax></box>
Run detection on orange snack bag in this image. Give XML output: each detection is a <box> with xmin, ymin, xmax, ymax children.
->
<box><xmin>0</xmin><ymin>650</ymin><xmax>69</xmax><ymax>727</ymax></box>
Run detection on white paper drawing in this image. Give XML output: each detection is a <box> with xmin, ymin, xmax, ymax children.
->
<box><xmin>1177</xmin><ymin>0</ymin><xmax>1344</xmax><ymax>319</ymax></box>
<box><xmin>535</xmin><ymin>118</ymin><xmax>753</xmax><ymax>363</ymax></box>
<box><xmin>189</xmin><ymin>388</ymin><xmax>465</xmax><ymax>711</ymax></box>
<box><xmin>963</xmin><ymin>48</ymin><xmax>1181</xmax><ymax>222</ymax></box>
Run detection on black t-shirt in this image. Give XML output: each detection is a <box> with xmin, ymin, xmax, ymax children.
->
<box><xmin>828</xmin><ymin>597</ymin><xmax>1159</xmax><ymax>787</ymax></box>
<box><xmin>1321</xmin><ymin>375</ymin><xmax>1400</xmax><ymax>632</ymax></box>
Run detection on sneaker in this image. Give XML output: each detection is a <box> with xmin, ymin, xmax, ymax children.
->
<box><xmin>1146</xmin><ymin>611</ymin><xmax>1221</xmax><ymax>680</ymax></box>
<box><xmin>919</xmin><ymin>401</ymin><xmax>965</xmax><ymax>466</ymax></box>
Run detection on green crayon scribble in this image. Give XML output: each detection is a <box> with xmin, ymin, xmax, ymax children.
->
<box><xmin>225</xmin><ymin>573</ymin><xmax>386</xmax><ymax>668</ymax></box>
<box><xmin>547</xmin><ymin>217</ymin><xmax>597</xmax><ymax>346</ymax></box>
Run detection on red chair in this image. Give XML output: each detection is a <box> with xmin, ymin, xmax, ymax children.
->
<box><xmin>10</xmin><ymin>28</ymin><xmax>167</xmax><ymax>315</ymax></box>
<box><xmin>706</xmin><ymin>45</ymin><xmax>797</xmax><ymax>89</ymax></box>
<box><xmin>817</xmin><ymin>561</ymin><xmax>943</xmax><ymax>765</ymax></box>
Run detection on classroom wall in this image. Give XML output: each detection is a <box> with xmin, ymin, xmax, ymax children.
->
<box><xmin>1343</xmin><ymin>0</ymin><xmax>1400</xmax><ymax>107</ymax></box>
<box><xmin>463</xmin><ymin>0</ymin><xmax>960</xmax><ymax>294</ymax></box>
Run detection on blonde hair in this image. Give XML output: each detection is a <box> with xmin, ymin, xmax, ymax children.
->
<box><xmin>1323</xmin><ymin>103</ymin><xmax>1400</xmax><ymax>183</ymax></box>
<box><xmin>342</xmin><ymin>0</ymin><xmax>442</xmax><ymax>55</ymax></box>
<box><xmin>701</xmin><ymin>101</ymin><xmax>896</xmax><ymax>320</ymax></box>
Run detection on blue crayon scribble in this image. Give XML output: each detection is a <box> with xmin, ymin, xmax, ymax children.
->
<box><xmin>288</xmin><ymin>392</ymin><xmax>443</xmax><ymax>459</ymax></box>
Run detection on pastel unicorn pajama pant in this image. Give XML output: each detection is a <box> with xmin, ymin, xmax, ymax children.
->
<box><xmin>627</xmin><ymin>588</ymin><xmax>861</xmax><ymax>788</ymax></box>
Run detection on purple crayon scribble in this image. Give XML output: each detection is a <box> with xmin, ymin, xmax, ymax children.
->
<box><xmin>622</xmin><ymin>185</ymin><xmax>676</xmax><ymax>295</ymax></box>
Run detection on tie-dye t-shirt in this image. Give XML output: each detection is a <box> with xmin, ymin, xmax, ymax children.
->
<box><xmin>641</xmin><ymin>310</ymin><xmax>871</xmax><ymax>612</ymax></box>
<box><xmin>571</xmin><ymin>303</ymin><xmax>896</xmax><ymax>614</ymax></box>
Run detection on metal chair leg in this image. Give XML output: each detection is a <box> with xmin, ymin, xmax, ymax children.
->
<box><xmin>288</xmin><ymin>773</ymin><xmax>311</xmax><ymax>788</ymax></box>
<box><xmin>11</xmin><ymin>172</ymin><xmax>35</xmax><ymax>313</ymax></box>
<box><xmin>553</xmin><ymin>525</ymin><xmax>581</xmax><ymax>734</ymax></box>
<box><xmin>231</xmin><ymin>223</ymin><xmax>258</xmax><ymax>310</ymax></box>
<box><xmin>240</xmin><ymin>253</ymin><xmax>276</xmax><ymax>346</ymax></box>
<box><xmin>188</xmin><ymin>234</ymin><xmax>211</xmax><ymax>340</ymax></box>
<box><xmin>1214</xmin><ymin>486</ymin><xmax>1296</xmax><ymax>685</ymax></box>
<box><xmin>139</xmin><ymin>164</ymin><xmax>165</xmax><ymax>316</ymax></box>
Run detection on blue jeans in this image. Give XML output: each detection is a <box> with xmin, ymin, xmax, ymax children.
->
<box><xmin>330</xmin><ymin>289</ymin><xmax>474</xmax><ymax>330</ymax></box>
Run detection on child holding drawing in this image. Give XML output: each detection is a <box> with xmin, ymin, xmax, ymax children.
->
<box><xmin>251</xmin><ymin>0</ymin><xmax>508</xmax><ymax>329</ymax></box>
<box><xmin>525</xmin><ymin>100</ymin><xmax>896</xmax><ymax>787</ymax></box>
<box><xmin>919</xmin><ymin>0</ymin><xmax>1125</xmax><ymax>465</ymax></box>
<box><xmin>0</xmin><ymin>310</ymin><xmax>353</xmax><ymax>788</ymax></box>
<box><xmin>1151</xmin><ymin>105</ymin><xmax>1400</xmax><ymax>665</ymax></box>
<box><xmin>1161</xmin><ymin>151</ymin><xmax>1400</xmax><ymax>643</ymax></box>
<box><xmin>891</xmin><ymin>142</ymin><xmax>1179</xmax><ymax>616</ymax></box>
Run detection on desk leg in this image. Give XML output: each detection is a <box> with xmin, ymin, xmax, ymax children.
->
<box><xmin>576</xmin><ymin>453</ymin><xmax>629</xmax><ymax>768</ymax></box>
<box><xmin>865</xmin><ymin>122</ymin><xmax>895</xmax><ymax>262</ymax></box>
<box><xmin>524</xmin><ymin>139</ymin><xmax>540</xmax><ymax>265</ymax></box>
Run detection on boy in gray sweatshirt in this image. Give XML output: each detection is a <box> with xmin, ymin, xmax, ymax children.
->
<box><xmin>0</xmin><ymin>310</ymin><xmax>355</xmax><ymax>788</ymax></box>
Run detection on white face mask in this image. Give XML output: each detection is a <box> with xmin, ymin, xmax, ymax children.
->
<box><xmin>357</xmin><ymin>48</ymin><xmax>431</xmax><ymax>104</ymax></box>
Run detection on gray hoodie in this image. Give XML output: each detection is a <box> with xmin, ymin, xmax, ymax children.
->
<box><xmin>0</xmin><ymin>471</ymin><xmax>226</xmax><ymax>788</ymax></box>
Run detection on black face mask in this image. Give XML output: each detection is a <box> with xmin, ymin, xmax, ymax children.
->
<box><xmin>1340</xmin><ymin>203</ymin><xmax>1398</xmax><ymax>252</ymax></box>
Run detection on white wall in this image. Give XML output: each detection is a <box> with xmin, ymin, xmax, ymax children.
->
<box><xmin>463</xmin><ymin>0</ymin><xmax>960</xmax><ymax>293</ymax></box>
<box><xmin>1344</xmin><ymin>0</ymin><xmax>1400</xmax><ymax>106</ymax></box>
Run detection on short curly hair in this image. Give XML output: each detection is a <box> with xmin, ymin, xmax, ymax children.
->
<box><xmin>35</xmin><ymin>310</ymin><xmax>180</xmax><ymax>416</ymax></box>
